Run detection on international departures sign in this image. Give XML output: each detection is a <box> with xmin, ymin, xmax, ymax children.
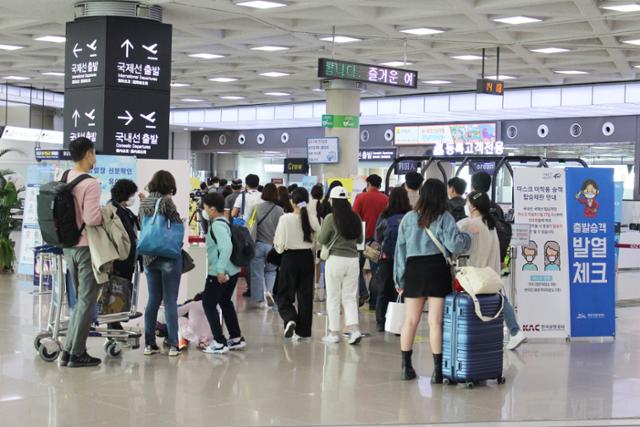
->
<box><xmin>64</xmin><ymin>16</ymin><xmax>172</xmax><ymax>159</ymax></box>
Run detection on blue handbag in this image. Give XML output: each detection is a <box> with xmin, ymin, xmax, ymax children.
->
<box><xmin>137</xmin><ymin>198</ymin><xmax>184</xmax><ymax>259</ymax></box>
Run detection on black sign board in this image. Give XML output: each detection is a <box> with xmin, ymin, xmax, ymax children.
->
<box><xmin>476</xmin><ymin>79</ymin><xmax>504</xmax><ymax>96</ymax></box>
<box><xmin>318</xmin><ymin>58</ymin><xmax>418</xmax><ymax>89</ymax></box>
<box><xmin>469</xmin><ymin>160</ymin><xmax>496</xmax><ymax>175</ymax></box>
<box><xmin>284</xmin><ymin>158</ymin><xmax>309</xmax><ymax>174</ymax></box>
<box><xmin>35</xmin><ymin>149</ymin><xmax>72</xmax><ymax>161</ymax></box>
<box><xmin>358</xmin><ymin>149</ymin><xmax>397</xmax><ymax>161</ymax></box>
<box><xmin>396</xmin><ymin>160</ymin><xmax>418</xmax><ymax>175</ymax></box>
<box><xmin>65</xmin><ymin>16</ymin><xmax>172</xmax><ymax>92</ymax></box>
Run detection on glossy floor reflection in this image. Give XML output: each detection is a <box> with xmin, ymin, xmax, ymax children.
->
<box><xmin>2</xmin><ymin>274</ymin><xmax>640</xmax><ymax>427</ymax></box>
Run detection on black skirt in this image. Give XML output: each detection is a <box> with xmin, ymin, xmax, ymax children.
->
<box><xmin>403</xmin><ymin>255</ymin><xmax>452</xmax><ymax>298</ymax></box>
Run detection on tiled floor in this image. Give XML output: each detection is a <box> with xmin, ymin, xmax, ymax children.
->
<box><xmin>2</xmin><ymin>274</ymin><xmax>640</xmax><ymax>427</ymax></box>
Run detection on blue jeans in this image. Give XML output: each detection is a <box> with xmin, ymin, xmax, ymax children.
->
<box><xmin>502</xmin><ymin>295</ymin><xmax>520</xmax><ymax>336</ymax></box>
<box><xmin>250</xmin><ymin>241</ymin><xmax>278</xmax><ymax>303</ymax></box>
<box><xmin>144</xmin><ymin>256</ymin><xmax>182</xmax><ymax>348</ymax></box>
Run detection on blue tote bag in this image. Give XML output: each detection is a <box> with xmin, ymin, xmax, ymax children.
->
<box><xmin>137</xmin><ymin>198</ymin><xmax>184</xmax><ymax>259</ymax></box>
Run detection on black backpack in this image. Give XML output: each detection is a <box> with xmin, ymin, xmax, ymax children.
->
<box><xmin>210</xmin><ymin>218</ymin><xmax>255</xmax><ymax>267</ymax></box>
<box><xmin>37</xmin><ymin>170</ymin><xmax>92</xmax><ymax>248</ymax></box>
<box><xmin>381</xmin><ymin>214</ymin><xmax>404</xmax><ymax>258</ymax></box>
<box><xmin>492</xmin><ymin>212</ymin><xmax>512</xmax><ymax>261</ymax></box>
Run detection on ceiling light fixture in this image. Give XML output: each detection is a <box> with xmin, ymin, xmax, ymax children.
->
<box><xmin>0</xmin><ymin>44</ymin><xmax>23</xmax><ymax>51</ymax></box>
<box><xmin>3</xmin><ymin>76</ymin><xmax>30</xmax><ymax>81</ymax></box>
<box><xmin>319</xmin><ymin>36</ymin><xmax>361</xmax><ymax>44</ymax></box>
<box><xmin>188</xmin><ymin>53</ymin><xmax>225</xmax><ymax>59</ymax></box>
<box><xmin>220</xmin><ymin>96</ymin><xmax>246</xmax><ymax>100</ymax></box>
<box><xmin>260</xmin><ymin>71</ymin><xmax>289</xmax><ymax>77</ymax></box>
<box><xmin>379</xmin><ymin>61</ymin><xmax>413</xmax><ymax>67</ymax></box>
<box><xmin>530</xmin><ymin>47</ymin><xmax>570</xmax><ymax>54</ymax></box>
<box><xmin>264</xmin><ymin>92</ymin><xmax>290</xmax><ymax>96</ymax></box>
<box><xmin>42</xmin><ymin>72</ymin><xmax>65</xmax><ymax>77</ymax></box>
<box><xmin>170</xmin><ymin>82</ymin><xmax>191</xmax><ymax>87</ymax></box>
<box><xmin>451</xmin><ymin>55</ymin><xmax>483</xmax><ymax>61</ymax></box>
<box><xmin>601</xmin><ymin>3</ymin><xmax>640</xmax><ymax>12</ymax></box>
<box><xmin>486</xmin><ymin>75</ymin><xmax>516</xmax><ymax>80</ymax></box>
<box><xmin>623</xmin><ymin>38</ymin><xmax>640</xmax><ymax>45</ymax></box>
<box><xmin>181</xmin><ymin>98</ymin><xmax>206</xmax><ymax>102</ymax></box>
<box><xmin>251</xmin><ymin>45</ymin><xmax>289</xmax><ymax>51</ymax></box>
<box><xmin>235</xmin><ymin>1</ymin><xmax>287</xmax><ymax>9</ymax></box>
<box><xmin>554</xmin><ymin>70</ymin><xmax>589</xmax><ymax>75</ymax></box>
<box><xmin>399</xmin><ymin>27</ymin><xmax>445</xmax><ymax>35</ymax></box>
<box><xmin>423</xmin><ymin>80</ymin><xmax>452</xmax><ymax>84</ymax></box>
<box><xmin>493</xmin><ymin>16</ymin><xmax>542</xmax><ymax>25</ymax></box>
<box><xmin>209</xmin><ymin>77</ymin><xmax>239</xmax><ymax>82</ymax></box>
<box><xmin>312</xmin><ymin>88</ymin><xmax>324</xmax><ymax>92</ymax></box>
<box><xmin>34</xmin><ymin>35</ymin><xmax>66</xmax><ymax>43</ymax></box>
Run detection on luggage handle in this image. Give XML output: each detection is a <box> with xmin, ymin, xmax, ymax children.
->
<box><xmin>471</xmin><ymin>293</ymin><xmax>504</xmax><ymax>322</ymax></box>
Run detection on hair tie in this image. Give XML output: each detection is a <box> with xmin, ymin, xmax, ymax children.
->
<box><xmin>297</xmin><ymin>201</ymin><xmax>307</xmax><ymax>208</ymax></box>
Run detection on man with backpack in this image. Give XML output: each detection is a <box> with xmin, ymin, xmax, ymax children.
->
<box><xmin>231</xmin><ymin>174</ymin><xmax>261</xmax><ymax>297</ymax></box>
<box><xmin>40</xmin><ymin>137</ymin><xmax>103</xmax><ymax>367</ymax></box>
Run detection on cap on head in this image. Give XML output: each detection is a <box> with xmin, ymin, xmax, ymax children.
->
<box><xmin>329</xmin><ymin>186</ymin><xmax>349</xmax><ymax>200</ymax></box>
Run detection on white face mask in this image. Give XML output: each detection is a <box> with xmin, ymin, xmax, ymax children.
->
<box><xmin>127</xmin><ymin>196</ymin><xmax>136</xmax><ymax>207</ymax></box>
<box><xmin>202</xmin><ymin>209</ymin><xmax>210</xmax><ymax>220</ymax></box>
<box><xmin>525</xmin><ymin>255</ymin><xmax>535</xmax><ymax>263</ymax></box>
<box><xmin>548</xmin><ymin>255</ymin><xmax>557</xmax><ymax>263</ymax></box>
<box><xmin>584</xmin><ymin>192</ymin><xmax>596</xmax><ymax>200</ymax></box>
<box><xmin>464</xmin><ymin>204</ymin><xmax>473</xmax><ymax>217</ymax></box>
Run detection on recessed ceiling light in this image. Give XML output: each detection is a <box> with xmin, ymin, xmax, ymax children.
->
<box><xmin>251</xmin><ymin>46</ymin><xmax>289</xmax><ymax>52</ymax></box>
<box><xmin>235</xmin><ymin>1</ymin><xmax>287</xmax><ymax>9</ymax></box>
<box><xmin>623</xmin><ymin>38</ymin><xmax>640</xmax><ymax>45</ymax></box>
<box><xmin>260</xmin><ymin>71</ymin><xmax>289</xmax><ymax>77</ymax></box>
<box><xmin>188</xmin><ymin>53</ymin><xmax>225</xmax><ymax>59</ymax></box>
<box><xmin>264</xmin><ymin>92</ymin><xmax>290</xmax><ymax>96</ymax></box>
<box><xmin>220</xmin><ymin>96</ymin><xmax>246</xmax><ymax>100</ymax></box>
<box><xmin>209</xmin><ymin>77</ymin><xmax>239</xmax><ymax>83</ymax></box>
<box><xmin>181</xmin><ymin>98</ymin><xmax>205</xmax><ymax>102</ymax></box>
<box><xmin>554</xmin><ymin>70</ymin><xmax>589</xmax><ymax>75</ymax></box>
<box><xmin>423</xmin><ymin>80</ymin><xmax>452</xmax><ymax>84</ymax></box>
<box><xmin>399</xmin><ymin>27</ymin><xmax>445</xmax><ymax>35</ymax></box>
<box><xmin>34</xmin><ymin>35</ymin><xmax>66</xmax><ymax>43</ymax></box>
<box><xmin>379</xmin><ymin>61</ymin><xmax>413</xmax><ymax>67</ymax></box>
<box><xmin>319</xmin><ymin>36</ymin><xmax>361</xmax><ymax>44</ymax></box>
<box><xmin>0</xmin><ymin>44</ymin><xmax>23</xmax><ymax>51</ymax></box>
<box><xmin>530</xmin><ymin>47</ymin><xmax>571</xmax><ymax>54</ymax></box>
<box><xmin>601</xmin><ymin>3</ymin><xmax>640</xmax><ymax>12</ymax></box>
<box><xmin>170</xmin><ymin>82</ymin><xmax>191</xmax><ymax>87</ymax></box>
<box><xmin>485</xmin><ymin>75</ymin><xmax>516</xmax><ymax>80</ymax></box>
<box><xmin>42</xmin><ymin>72</ymin><xmax>65</xmax><ymax>77</ymax></box>
<box><xmin>452</xmin><ymin>55</ymin><xmax>483</xmax><ymax>61</ymax></box>
<box><xmin>312</xmin><ymin>88</ymin><xmax>324</xmax><ymax>92</ymax></box>
<box><xmin>493</xmin><ymin>16</ymin><xmax>542</xmax><ymax>25</ymax></box>
<box><xmin>3</xmin><ymin>76</ymin><xmax>30</xmax><ymax>81</ymax></box>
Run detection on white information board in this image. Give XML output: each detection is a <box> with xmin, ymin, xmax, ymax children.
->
<box><xmin>307</xmin><ymin>137</ymin><xmax>339</xmax><ymax>164</ymax></box>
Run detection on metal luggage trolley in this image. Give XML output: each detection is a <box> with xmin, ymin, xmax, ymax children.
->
<box><xmin>33</xmin><ymin>251</ymin><xmax>143</xmax><ymax>362</ymax></box>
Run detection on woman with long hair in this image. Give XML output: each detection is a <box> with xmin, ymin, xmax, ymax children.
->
<box><xmin>373</xmin><ymin>186</ymin><xmax>412</xmax><ymax>332</ymax></box>
<box><xmin>319</xmin><ymin>180</ymin><xmax>343</xmax><ymax>219</ymax></box>
<box><xmin>277</xmin><ymin>186</ymin><xmax>294</xmax><ymax>213</ymax></box>
<box><xmin>273</xmin><ymin>188</ymin><xmax>318</xmax><ymax>340</ymax></box>
<box><xmin>317</xmin><ymin>186</ymin><xmax>363</xmax><ymax>345</ymax></box>
<box><xmin>395</xmin><ymin>179</ymin><xmax>471</xmax><ymax>382</ymax></box>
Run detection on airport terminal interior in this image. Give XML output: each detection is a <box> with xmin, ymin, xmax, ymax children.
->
<box><xmin>2</xmin><ymin>1</ymin><xmax>640</xmax><ymax>426</ymax></box>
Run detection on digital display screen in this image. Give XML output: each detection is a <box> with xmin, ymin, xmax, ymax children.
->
<box><xmin>307</xmin><ymin>137</ymin><xmax>340</xmax><ymax>164</ymax></box>
<box><xmin>318</xmin><ymin>58</ymin><xmax>418</xmax><ymax>89</ymax></box>
<box><xmin>394</xmin><ymin>122</ymin><xmax>503</xmax><ymax>156</ymax></box>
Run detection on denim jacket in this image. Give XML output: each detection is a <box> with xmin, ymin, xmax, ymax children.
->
<box><xmin>394</xmin><ymin>211</ymin><xmax>471</xmax><ymax>289</ymax></box>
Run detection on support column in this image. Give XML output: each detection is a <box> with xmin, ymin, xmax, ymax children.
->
<box><xmin>317</xmin><ymin>80</ymin><xmax>363</xmax><ymax>181</ymax></box>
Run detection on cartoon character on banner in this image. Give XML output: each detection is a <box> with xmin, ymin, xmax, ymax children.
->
<box><xmin>522</xmin><ymin>240</ymin><xmax>539</xmax><ymax>271</ymax></box>
<box><xmin>544</xmin><ymin>240</ymin><xmax>561</xmax><ymax>271</ymax></box>
<box><xmin>576</xmin><ymin>179</ymin><xmax>600</xmax><ymax>218</ymax></box>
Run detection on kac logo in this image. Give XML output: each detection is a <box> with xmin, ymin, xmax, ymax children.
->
<box><xmin>522</xmin><ymin>324</ymin><xmax>541</xmax><ymax>332</ymax></box>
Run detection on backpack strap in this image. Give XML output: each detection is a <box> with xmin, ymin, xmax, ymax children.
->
<box><xmin>209</xmin><ymin>217</ymin><xmax>231</xmax><ymax>243</ymax></box>
<box><xmin>65</xmin><ymin>173</ymin><xmax>93</xmax><ymax>189</ymax></box>
<box><xmin>61</xmin><ymin>169</ymin><xmax>71</xmax><ymax>183</ymax></box>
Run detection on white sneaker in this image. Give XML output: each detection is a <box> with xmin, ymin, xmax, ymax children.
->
<box><xmin>265</xmin><ymin>292</ymin><xmax>275</xmax><ymax>307</ymax></box>
<box><xmin>294</xmin><ymin>334</ymin><xmax>312</xmax><ymax>343</ymax></box>
<box><xmin>203</xmin><ymin>341</ymin><xmax>229</xmax><ymax>354</ymax></box>
<box><xmin>284</xmin><ymin>321</ymin><xmax>296</xmax><ymax>339</ymax></box>
<box><xmin>168</xmin><ymin>347</ymin><xmax>181</xmax><ymax>357</ymax></box>
<box><xmin>144</xmin><ymin>345</ymin><xmax>160</xmax><ymax>356</ymax></box>
<box><xmin>506</xmin><ymin>330</ymin><xmax>526</xmax><ymax>351</ymax></box>
<box><xmin>348</xmin><ymin>331</ymin><xmax>363</xmax><ymax>345</ymax></box>
<box><xmin>227</xmin><ymin>337</ymin><xmax>247</xmax><ymax>351</ymax></box>
<box><xmin>322</xmin><ymin>334</ymin><xmax>340</xmax><ymax>344</ymax></box>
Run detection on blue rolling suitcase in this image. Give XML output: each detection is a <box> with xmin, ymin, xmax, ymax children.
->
<box><xmin>442</xmin><ymin>292</ymin><xmax>506</xmax><ymax>388</ymax></box>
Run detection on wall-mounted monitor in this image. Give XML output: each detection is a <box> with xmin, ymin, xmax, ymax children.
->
<box><xmin>394</xmin><ymin>122</ymin><xmax>502</xmax><ymax>156</ymax></box>
<box><xmin>307</xmin><ymin>137</ymin><xmax>340</xmax><ymax>164</ymax></box>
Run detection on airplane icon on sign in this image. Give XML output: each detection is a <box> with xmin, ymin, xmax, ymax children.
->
<box><xmin>140</xmin><ymin>112</ymin><xmax>156</xmax><ymax>123</ymax></box>
<box><xmin>142</xmin><ymin>43</ymin><xmax>158</xmax><ymax>55</ymax></box>
<box><xmin>85</xmin><ymin>109</ymin><xmax>96</xmax><ymax>121</ymax></box>
<box><xmin>86</xmin><ymin>40</ymin><xmax>97</xmax><ymax>51</ymax></box>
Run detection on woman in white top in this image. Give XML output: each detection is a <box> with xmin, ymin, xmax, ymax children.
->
<box><xmin>456</xmin><ymin>191</ymin><xmax>501</xmax><ymax>274</ymax></box>
<box><xmin>273</xmin><ymin>188</ymin><xmax>319</xmax><ymax>340</ymax></box>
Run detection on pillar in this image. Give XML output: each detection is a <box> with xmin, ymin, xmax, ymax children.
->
<box><xmin>317</xmin><ymin>80</ymin><xmax>363</xmax><ymax>182</ymax></box>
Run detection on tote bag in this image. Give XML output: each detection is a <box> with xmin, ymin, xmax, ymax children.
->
<box><xmin>137</xmin><ymin>198</ymin><xmax>184</xmax><ymax>259</ymax></box>
<box><xmin>385</xmin><ymin>295</ymin><xmax>405</xmax><ymax>334</ymax></box>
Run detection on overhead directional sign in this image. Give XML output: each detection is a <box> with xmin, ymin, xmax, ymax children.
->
<box><xmin>322</xmin><ymin>114</ymin><xmax>360</xmax><ymax>129</ymax></box>
<box><xmin>318</xmin><ymin>58</ymin><xmax>418</xmax><ymax>89</ymax></box>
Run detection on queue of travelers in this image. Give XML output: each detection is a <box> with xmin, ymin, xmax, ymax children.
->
<box><xmin>55</xmin><ymin>136</ymin><xmax>525</xmax><ymax>380</ymax></box>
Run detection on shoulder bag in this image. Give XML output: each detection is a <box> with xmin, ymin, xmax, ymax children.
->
<box><xmin>248</xmin><ymin>204</ymin><xmax>276</xmax><ymax>241</ymax></box>
<box><xmin>137</xmin><ymin>198</ymin><xmax>184</xmax><ymax>259</ymax></box>
<box><xmin>320</xmin><ymin>232</ymin><xmax>340</xmax><ymax>261</ymax></box>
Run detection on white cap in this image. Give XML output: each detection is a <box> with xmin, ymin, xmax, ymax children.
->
<box><xmin>329</xmin><ymin>186</ymin><xmax>349</xmax><ymax>200</ymax></box>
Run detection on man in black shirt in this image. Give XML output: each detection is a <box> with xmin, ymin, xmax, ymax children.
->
<box><xmin>447</xmin><ymin>177</ymin><xmax>467</xmax><ymax>222</ymax></box>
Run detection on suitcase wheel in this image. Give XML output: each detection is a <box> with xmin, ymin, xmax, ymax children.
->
<box><xmin>465</xmin><ymin>382</ymin><xmax>475</xmax><ymax>389</ymax></box>
<box><xmin>497</xmin><ymin>377</ymin><xmax>506</xmax><ymax>385</ymax></box>
<box><xmin>443</xmin><ymin>378</ymin><xmax>451</xmax><ymax>386</ymax></box>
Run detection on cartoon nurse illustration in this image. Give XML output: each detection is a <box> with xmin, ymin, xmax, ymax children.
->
<box><xmin>576</xmin><ymin>179</ymin><xmax>600</xmax><ymax>218</ymax></box>
<box><xmin>522</xmin><ymin>240</ymin><xmax>539</xmax><ymax>271</ymax></box>
<box><xmin>543</xmin><ymin>241</ymin><xmax>561</xmax><ymax>271</ymax></box>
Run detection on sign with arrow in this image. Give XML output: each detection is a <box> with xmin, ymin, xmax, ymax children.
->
<box><xmin>120</xmin><ymin>39</ymin><xmax>133</xmax><ymax>58</ymax></box>
<box><xmin>117</xmin><ymin>110</ymin><xmax>133</xmax><ymax>126</ymax></box>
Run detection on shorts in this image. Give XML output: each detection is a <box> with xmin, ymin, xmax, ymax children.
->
<box><xmin>403</xmin><ymin>255</ymin><xmax>452</xmax><ymax>298</ymax></box>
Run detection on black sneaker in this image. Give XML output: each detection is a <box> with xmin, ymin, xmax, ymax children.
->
<box><xmin>284</xmin><ymin>321</ymin><xmax>296</xmax><ymax>339</ymax></box>
<box><xmin>59</xmin><ymin>350</ymin><xmax>70</xmax><ymax>367</ymax></box>
<box><xmin>67</xmin><ymin>352</ymin><xmax>101</xmax><ymax>368</ymax></box>
<box><xmin>376</xmin><ymin>323</ymin><xmax>385</xmax><ymax>333</ymax></box>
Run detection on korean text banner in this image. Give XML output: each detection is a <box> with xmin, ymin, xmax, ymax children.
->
<box><xmin>566</xmin><ymin>168</ymin><xmax>616</xmax><ymax>337</ymax></box>
<box><xmin>92</xmin><ymin>155</ymin><xmax>138</xmax><ymax>205</ymax></box>
<box><xmin>514</xmin><ymin>168</ymin><xmax>571</xmax><ymax>339</ymax></box>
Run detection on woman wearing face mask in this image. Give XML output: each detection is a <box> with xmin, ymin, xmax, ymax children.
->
<box><xmin>544</xmin><ymin>241</ymin><xmax>561</xmax><ymax>271</ymax></box>
<box><xmin>457</xmin><ymin>191</ymin><xmax>526</xmax><ymax>352</ymax></box>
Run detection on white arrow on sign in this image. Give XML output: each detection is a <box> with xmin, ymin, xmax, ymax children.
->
<box><xmin>84</xmin><ymin>109</ymin><xmax>96</xmax><ymax>121</ymax></box>
<box><xmin>86</xmin><ymin>40</ymin><xmax>97</xmax><ymax>51</ymax></box>
<box><xmin>72</xmin><ymin>110</ymin><xmax>80</xmax><ymax>128</ymax></box>
<box><xmin>72</xmin><ymin>43</ymin><xmax>83</xmax><ymax>58</ymax></box>
<box><xmin>118</xmin><ymin>110</ymin><xmax>133</xmax><ymax>126</ymax></box>
<box><xmin>140</xmin><ymin>111</ymin><xmax>156</xmax><ymax>123</ymax></box>
<box><xmin>121</xmin><ymin>39</ymin><xmax>134</xmax><ymax>58</ymax></box>
<box><xmin>142</xmin><ymin>43</ymin><xmax>158</xmax><ymax>55</ymax></box>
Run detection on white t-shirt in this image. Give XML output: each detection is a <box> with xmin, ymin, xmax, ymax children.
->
<box><xmin>457</xmin><ymin>216</ymin><xmax>501</xmax><ymax>274</ymax></box>
<box><xmin>233</xmin><ymin>189</ymin><xmax>261</xmax><ymax>222</ymax></box>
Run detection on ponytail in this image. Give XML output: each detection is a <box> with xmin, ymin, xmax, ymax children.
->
<box><xmin>468</xmin><ymin>191</ymin><xmax>496</xmax><ymax>230</ymax></box>
<box><xmin>300</xmin><ymin>206</ymin><xmax>313</xmax><ymax>243</ymax></box>
<box><xmin>483</xmin><ymin>211</ymin><xmax>497</xmax><ymax>230</ymax></box>
<box><xmin>292</xmin><ymin>188</ymin><xmax>313</xmax><ymax>243</ymax></box>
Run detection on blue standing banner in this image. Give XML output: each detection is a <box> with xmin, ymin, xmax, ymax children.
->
<box><xmin>566</xmin><ymin>168</ymin><xmax>616</xmax><ymax>337</ymax></box>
